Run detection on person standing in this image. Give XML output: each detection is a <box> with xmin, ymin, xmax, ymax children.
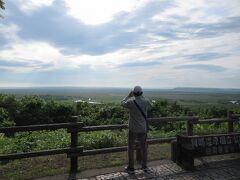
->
<box><xmin>121</xmin><ymin>86</ymin><xmax>152</xmax><ymax>172</ymax></box>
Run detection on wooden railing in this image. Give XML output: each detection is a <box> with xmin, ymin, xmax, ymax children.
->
<box><xmin>0</xmin><ymin>112</ymin><xmax>239</xmax><ymax>174</ymax></box>
<box><xmin>0</xmin><ymin>116</ymin><xmax>84</xmax><ymax>173</ymax></box>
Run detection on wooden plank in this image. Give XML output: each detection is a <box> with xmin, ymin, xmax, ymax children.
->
<box><xmin>79</xmin><ymin>137</ymin><xmax>176</xmax><ymax>156</ymax></box>
<box><xmin>82</xmin><ymin>146</ymin><xmax>128</xmax><ymax>156</ymax></box>
<box><xmin>148</xmin><ymin>116</ymin><xmax>198</xmax><ymax>123</ymax></box>
<box><xmin>191</xmin><ymin>119</ymin><xmax>227</xmax><ymax>124</ymax></box>
<box><xmin>0</xmin><ymin>122</ymin><xmax>83</xmax><ymax>133</ymax></box>
<box><xmin>0</xmin><ymin>116</ymin><xmax>199</xmax><ymax>133</ymax></box>
<box><xmin>186</xmin><ymin>112</ymin><xmax>194</xmax><ymax>136</ymax></box>
<box><xmin>81</xmin><ymin>124</ymin><xmax>128</xmax><ymax>132</ymax></box>
<box><xmin>228</xmin><ymin>111</ymin><xmax>234</xmax><ymax>133</ymax></box>
<box><xmin>0</xmin><ymin>147</ymin><xmax>83</xmax><ymax>161</ymax></box>
<box><xmin>81</xmin><ymin>116</ymin><xmax>199</xmax><ymax>132</ymax></box>
<box><xmin>69</xmin><ymin>116</ymin><xmax>79</xmax><ymax>173</ymax></box>
<box><xmin>232</xmin><ymin>114</ymin><xmax>240</xmax><ymax>118</ymax></box>
<box><xmin>147</xmin><ymin>137</ymin><xmax>176</xmax><ymax>144</ymax></box>
<box><xmin>191</xmin><ymin>118</ymin><xmax>240</xmax><ymax>125</ymax></box>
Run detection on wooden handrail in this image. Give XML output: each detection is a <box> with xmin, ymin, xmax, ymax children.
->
<box><xmin>0</xmin><ymin>116</ymin><xmax>198</xmax><ymax>133</ymax></box>
<box><xmin>0</xmin><ymin>147</ymin><xmax>83</xmax><ymax>161</ymax></box>
<box><xmin>148</xmin><ymin>116</ymin><xmax>198</xmax><ymax>123</ymax></box>
<box><xmin>190</xmin><ymin>119</ymin><xmax>227</xmax><ymax>124</ymax></box>
<box><xmin>0</xmin><ymin>112</ymin><xmax>239</xmax><ymax>174</ymax></box>
<box><xmin>81</xmin><ymin>124</ymin><xmax>128</xmax><ymax>132</ymax></box>
<box><xmin>232</xmin><ymin>114</ymin><xmax>240</xmax><ymax>118</ymax></box>
<box><xmin>0</xmin><ymin>122</ymin><xmax>83</xmax><ymax>133</ymax></box>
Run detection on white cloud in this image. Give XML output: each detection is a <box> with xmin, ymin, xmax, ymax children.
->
<box><xmin>64</xmin><ymin>0</ymin><xmax>146</xmax><ymax>25</ymax></box>
<box><xmin>17</xmin><ymin>0</ymin><xmax>54</xmax><ymax>13</ymax></box>
<box><xmin>153</xmin><ymin>0</ymin><xmax>240</xmax><ymax>24</ymax></box>
<box><xmin>0</xmin><ymin>41</ymin><xmax>63</xmax><ymax>72</ymax></box>
<box><xmin>0</xmin><ymin>24</ymin><xmax>20</xmax><ymax>43</ymax></box>
<box><xmin>0</xmin><ymin>41</ymin><xmax>59</xmax><ymax>63</ymax></box>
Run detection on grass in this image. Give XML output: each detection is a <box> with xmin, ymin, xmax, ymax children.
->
<box><xmin>0</xmin><ymin>143</ymin><xmax>170</xmax><ymax>180</ymax></box>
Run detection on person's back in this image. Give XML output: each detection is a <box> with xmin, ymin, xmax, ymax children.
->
<box><xmin>121</xmin><ymin>93</ymin><xmax>151</xmax><ymax>133</ymax></box>
<box><xmin>121</xmin><ymin>86</ymin><xmax>152</xmax><ymax>173</ymax></box>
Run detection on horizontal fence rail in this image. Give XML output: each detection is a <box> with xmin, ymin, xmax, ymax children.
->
<box><xmin>0</xmin><ymin>112</ymin><xmax>239</xmax><ymax>174</ymax></box>
<box><xmin>81</xmin><ymin>124</ymin><xmax>128</xmax><ymax>132</ymax></box>
<box><xmin>148</xmin><ymin>116</ymin><xmax>198</xmax><ymax>123</ymax></box>
<box><xmin>0</xmin><ymin>147</ymin><xmax>83</xmax><ymax>161</ymax></box>
<box><xmin>0</xmin><ymin>118</ymin><xmax>237</xmax><ymax>133</ymax></box>
<box><xmin>190</xmin><ymin>118</ymin><xmax>239</xmax><ymax>125</ymax></box>
<box><xmin>0</xmin><ymin>122</ymin><xmax>83</xmax><ymax>133</ymax></box>
<box><xmin>78</xmin><ymin>137</ymin><xmax>177</xmax><ymax>157</ymax></box>
<box><xmin>191</xmin><ymin>118</ymin><xmax>227</xmax><ymax>124</ymax></box>
<box><xmin>232</xmin><ymin>114</ymin><xmax>240</xmax><ymax>118</ymax></box>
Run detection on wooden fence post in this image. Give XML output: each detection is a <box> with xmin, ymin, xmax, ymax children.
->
<box><xmin>228</xmin><ymin>111</ymin><xmax>234</xmax><ymax>133</ymax></box>
<box><xmin>69</xmin><ymin>116</ymin><xmax>79</xmax><ymax>173</ymax></box>
<box><xmin>171</xmin><ymin>139</ymin><xmax>177</xmax><ymax>162</ymax></box>
<box><xmin>186</xmin><ymin>111</ymin><xmax>193</xmax><ymax>136</ymax></box>
<box><xmin>176</xmin><ymin>134</ymin><xmax>182</xmax><ymax>165</ymax></box>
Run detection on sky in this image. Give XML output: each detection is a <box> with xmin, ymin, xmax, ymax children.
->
<box><xmin>0</xmin><ymin>0</ymin><xmax>240</xmax><ymax>88</ymax></box>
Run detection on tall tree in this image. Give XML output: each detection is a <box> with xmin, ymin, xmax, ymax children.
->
<box><xmin>0</xmin><ymin>0</ymin><xmax>5</xmax><ymax>10</ymax></box>
<box><xmin>0</xmin><ymin>0</ymin><xmax>4</xmax><ymax>18</ymax></box>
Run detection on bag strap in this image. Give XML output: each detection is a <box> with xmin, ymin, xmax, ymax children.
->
<box><xmin>133</xmin><ymin>100</ymin><xmax>147</xmax><ymax>119</ymax></box>
<box><xmin>133</xmin><ymin>100</ymin><xmax>149</xmax><ymax>131</ymax></box>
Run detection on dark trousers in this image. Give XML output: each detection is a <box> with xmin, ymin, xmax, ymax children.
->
<box><xmin>128</xmin><ymin>130</ymin><xmax>147</xmax><ymax>168</ymax></box>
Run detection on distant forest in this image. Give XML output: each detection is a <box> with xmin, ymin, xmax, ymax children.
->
<box><xmin>1</xmin><ymin>93</ymin><xmax>239</xmax><ymax>127</ymax></box>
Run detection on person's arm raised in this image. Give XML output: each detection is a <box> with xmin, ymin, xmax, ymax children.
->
<box><xmin>121</xmin><ymin>91</ymin><xmax>133</xmax><ymax>108</ymax></box>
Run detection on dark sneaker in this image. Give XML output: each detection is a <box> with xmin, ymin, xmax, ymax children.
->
<box><xmin>141</xmin><ymin>166</ymin><xmax>149</xmax><ymax>172</ymax></box>
<box><xmin>124</xmin><ymin>166</ymin><xmax>134</xmax><ymax>173</ymax></box>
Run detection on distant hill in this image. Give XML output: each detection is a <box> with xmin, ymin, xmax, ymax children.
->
<box><xmin>0</xmin><ymin>86</ymin><xmax>240</xmax><ymax>104</ymax></box>
<box><xmin>0</xmin><ymin>87</ymin><xmax>240</xmax><ymax>95</ymax></box>
<box><xmin>172</xmin><ymin>87</ymin><xmax>240</xmax><ymax>93</ymax></box>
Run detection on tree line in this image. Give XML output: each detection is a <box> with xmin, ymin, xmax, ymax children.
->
<box><xmin>1</xmin><ymin>94</ymin><xmax>239</xmax><ymax>128</ymax></box>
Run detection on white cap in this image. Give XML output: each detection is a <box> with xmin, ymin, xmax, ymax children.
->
<box><xmin>133</xmin><ymin>86</ymin><xmax>143</xmax><ymax>93</ymax></box>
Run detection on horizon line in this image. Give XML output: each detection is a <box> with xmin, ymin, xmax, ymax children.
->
<box><xmin>0</xmin><ymin>86</ymin><xmax>240</xmax><ymax>90</ymax></box>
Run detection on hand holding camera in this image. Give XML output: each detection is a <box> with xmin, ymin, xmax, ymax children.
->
<box><xmin>128</xmin><ymin>91</ymin><xmax>134</xmax><ymax>97</ymax></box>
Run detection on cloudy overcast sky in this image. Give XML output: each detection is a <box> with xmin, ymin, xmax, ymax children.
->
<box><xmin>0</xmin><ymin>0</ymin><xmax>240</xmax><ymax>88</ymax></box>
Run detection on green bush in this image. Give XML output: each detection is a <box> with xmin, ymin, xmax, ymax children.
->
<box><xmin>0</xmin><ymin>94</ymin><xmax>240</xmax><ymax>156</ymax></box>
<box><xmin>0</xmin><ymin>108</ymin><xmax>15</xmax><ymax>127</ymax></box>
<box><xmin>0</xmin><ymin>130</ymin><xmax>70</xmax><ymax>154</ymax></box>
<box><xmin>79</xmin><ymin>130</ymin><xmax>127</xmax><ymax>150</ymax></box>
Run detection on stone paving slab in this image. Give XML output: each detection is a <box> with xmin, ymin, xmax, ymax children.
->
<box><xmin>80</xmin><ymin>158</ymin><xmax>240</xmax><ymax>180</ymax></box>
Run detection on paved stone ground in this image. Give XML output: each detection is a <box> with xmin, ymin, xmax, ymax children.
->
<box><xmin>35</xmin><ymin>155</ymin><xmax>240</xmax><ymax>180</ymax></box>
<box><xmin>80</xmin><ymin>157</ymin><xmax>240</xmax><ymax>180</ymax></box>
